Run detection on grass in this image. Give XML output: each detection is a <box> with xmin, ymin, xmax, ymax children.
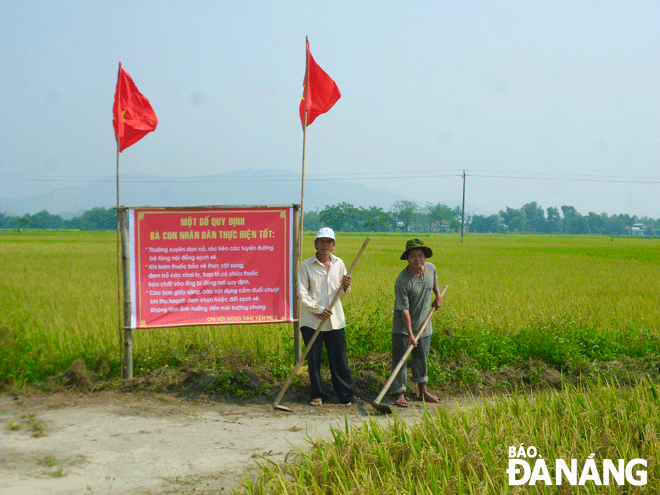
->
<box><xmin>1</xmin><ymin>230</ymin><xmax>659</xmax><ymax>391</ymax></box>
<box><xmin>6</xmin><ymin>420</ymin><xmax>21</xmax><ymax>431</ymax></box>
<box><xmin>22</xmin><ymin>412</ymin><xmax>45</xmax><ymax>437</ymax></box>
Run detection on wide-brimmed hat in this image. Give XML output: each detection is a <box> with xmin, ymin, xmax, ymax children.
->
<box><xmin>400</xmin><ymin>238</ymin><xmax>432</xmax><ymax>260</ymax></box>
<box><xmin>316</xmin><ymin>227</ymin><xmax>335</xmax><ymax>240</ymax></box>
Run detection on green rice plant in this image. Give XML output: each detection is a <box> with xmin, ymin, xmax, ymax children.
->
<box><xmin>350</xmin><ymin>233</ymin><xmax>659</xmax><ymax>383</ymax></box>
<box><xmin>2</xmin><ymin>230</ymin><xmax>659</xmax><ymax>386</ymax></box>
<box><xmin>0</xmin><ymin>231</ymin><xmax>291</xmax><ymax>385</ymax></box>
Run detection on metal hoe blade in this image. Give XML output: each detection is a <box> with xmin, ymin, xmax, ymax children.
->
<box><xmin>370</xmin><ymin>401</ymin><xmax>392</xmax><ymax>414</ymax></box>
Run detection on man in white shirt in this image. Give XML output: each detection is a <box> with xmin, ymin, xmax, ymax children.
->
<box><xmin>298</xmin><ymin>227</ymin><xmax>360</xmax><ymax>406</ymax></box>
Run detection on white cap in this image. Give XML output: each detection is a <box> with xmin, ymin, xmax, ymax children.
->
<box><xmin>316</xmin><ymin>227</ymin><xmax>335</xmax><ymax>240</ymax></box>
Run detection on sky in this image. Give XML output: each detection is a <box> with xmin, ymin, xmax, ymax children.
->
<box><xmin>1</xmin><ymin>0</ymin><xmax>659</xmax><ymax>218</ymax></box>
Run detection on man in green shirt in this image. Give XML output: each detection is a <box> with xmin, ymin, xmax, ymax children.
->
<box><xmin>390</xmin><ymin>239</ymin><xmax>443</xmax><ymax>407</ymax></box>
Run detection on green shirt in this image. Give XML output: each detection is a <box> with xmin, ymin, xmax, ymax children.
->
<box><xmin>392</xmin><ymin>262</ymin><xmax>437</xmax><ymax>337</ymax></box>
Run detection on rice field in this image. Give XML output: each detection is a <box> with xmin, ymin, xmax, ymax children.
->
<box><xmin>1</xmin><ymin>230</ymin><xmax>659</xmax><ymax>387</ymax></box>
<box><xmin>2</xmin><ymin>230</ymin><xmax>660</xmax><ymax>492</ymax></box>
<box><xmin>243</xmin><ymin>377</ymin><xmax>660</xmax><ymax>494</ymax></box>
<box><xmin>340</xmin><ymin>232</ymin><xmax>660</xmax><ymax>334</ymax></box>
<box><xmin>340</xmin><ymin>233</ymin><xmax>660</xmax><ymax>381</ymax></box>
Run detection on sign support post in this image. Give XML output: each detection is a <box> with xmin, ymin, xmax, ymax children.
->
<box><xmin>119</xmin><ymin>207</ymin><xmax>133</xmax><ymax>378</ymax></box>
<box><xmin>292</xmin><ymin>205</ymin><xmax>302</xmax><ymax>360</ymax></box>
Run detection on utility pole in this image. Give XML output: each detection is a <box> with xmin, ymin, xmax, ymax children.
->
<box><xmin>461</xmin><ymin>170</ymin><xmax>466</xmax><ymax>243</ymax></box>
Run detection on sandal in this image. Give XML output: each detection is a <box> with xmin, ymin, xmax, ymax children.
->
<box><xmin>310</xmin><ymin>398</ymin><xmax>323</xmax><ymax>406</ymax></box>
<box><xmin>343</xmin><ymin>396</ymin><xmax>363</xmax><ymax>407</ymax></box>
<box><xmin>394</xmin><ymin>396</ymin><xmax>409</xmax><ymax>408</ymax></box>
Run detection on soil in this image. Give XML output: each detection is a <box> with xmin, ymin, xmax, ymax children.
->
<box><xmin>0</xmin><ymin>380</ymin><xmax>477</xmax><ymax>495</ymax></box>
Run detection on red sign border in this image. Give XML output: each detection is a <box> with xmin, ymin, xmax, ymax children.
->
<box><xmin>128</xmin><ymin>206</ymin><xmax>294</xmax><ymax>329</ymax></box>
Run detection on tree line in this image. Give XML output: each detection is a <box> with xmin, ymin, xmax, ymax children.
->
<box><xmin>0</xmin><ymin>207</ymin><xmax>117</xmax><ymax>230</ymax></box>
<box><xmin>2</xmin><ymin>201</ymin><xmax>658</xmax><ymax>236</ymax></box>
<box><xmin>304</xmin><ymin>201</ymin><xmax>659</xmax><ymax>236</ymax></box>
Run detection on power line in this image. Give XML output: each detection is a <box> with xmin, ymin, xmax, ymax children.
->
<box><xmin>467</xmin><ymin>168</ymin><xmax>659</xmax><ymax>179</ymax></box>
<box><xmin>468</xmin><ymin>173</ymin><xmax>660</xmax><ymax>184</ymax></box>
<box><xmin>4</xmin><ymin>170</ymin><xmax>660</xmax><ymax>184</ymax></box>
<box><xmin>3</xmin><ymin>172</ymin><xmax>462</xmax><ymax>183</ymax></box>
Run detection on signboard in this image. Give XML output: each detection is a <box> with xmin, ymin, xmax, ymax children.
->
<box><xmin>127</xmin><ymin>206</ymin><xmax>294</xmax><ymax>329</ymax></box>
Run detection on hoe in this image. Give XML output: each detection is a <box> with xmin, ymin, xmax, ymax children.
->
<box><xmin>371</xmin><ymin>284</ymin><xmax>448</xmax><ymax>414</ymax></box>
<box><xmin>273</xmin><ymin>237</ymin><xmax>370</xmax><ymax>412</ymax></box>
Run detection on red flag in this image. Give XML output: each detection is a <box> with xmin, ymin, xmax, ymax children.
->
<box><xmin>113</xmin><ymin>62</ymin><xmax>158</xmax><ymax>152</ymax></box>
<box><xmin>299</xmin><ymin>40</ymin><xmax>341</xmax><ymax>128</ymax></box>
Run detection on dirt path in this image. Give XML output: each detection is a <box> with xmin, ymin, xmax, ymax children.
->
<box><xmin>0</xmin><ymin>390</ymin><xmax>470</xmax><ymax>494</ymax></box>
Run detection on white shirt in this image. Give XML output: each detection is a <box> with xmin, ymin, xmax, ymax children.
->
<box><xmin>298</xmin><ymin>253</ymin><xmax>350</xmax><ymax>331</ymax></box>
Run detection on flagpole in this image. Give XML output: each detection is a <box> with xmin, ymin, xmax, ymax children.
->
<box><xmin>296</xmin><ymin>36</ymin><xmax>310</xmax><ymax>361</ymax></box>
<box><xmin>116</xmin><ymin>113</ymin><xmax>124</xmax><ymax>379</ymax></box>
<box><xmin>115</xmin><ymin>62</ymin><xmax>124</xmax><ymax>378</ymax></box>
<box><xmin>301</xmin><ymin>36</ymin><xmax>309</xmax><ymax>240</ymax></box>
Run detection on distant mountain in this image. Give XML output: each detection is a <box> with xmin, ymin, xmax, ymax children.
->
<box><xmin>0</xmin><ymin>169</ymin><xmax>413</xmax><ymax>217</ymax></box>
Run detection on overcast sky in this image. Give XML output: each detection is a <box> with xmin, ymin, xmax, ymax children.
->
<box><xmin>1</xmin><ymin>1</ymin><xmax>659</xmax><ymax>218</ymax></box>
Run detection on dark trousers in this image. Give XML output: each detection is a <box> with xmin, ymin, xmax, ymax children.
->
<box><xmin>301</xmin><ymin>326</ymin><xmax>356</xmax><ymax>403</ymax></box>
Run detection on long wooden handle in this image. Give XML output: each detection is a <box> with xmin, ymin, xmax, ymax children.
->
<box><xmin>373</xmin><ymin>284</ymin><xmax>448</xmax><ymax>405</ymax></box>
<box><xmin>274</xmin><ymin>237</ymin><xmax>370</xmax><ymax>406</ymax></box>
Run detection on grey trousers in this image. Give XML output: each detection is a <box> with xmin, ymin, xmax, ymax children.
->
<box><xmin>389</xmin><ymin>333</ymin><xmax>431</xmax><ymax>396</ymax></box>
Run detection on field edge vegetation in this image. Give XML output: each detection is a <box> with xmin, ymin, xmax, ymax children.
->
<box><xmin>1</xmin><ymin>231</ymin><xmax>659</xmax><ymax>403</ymax></box>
